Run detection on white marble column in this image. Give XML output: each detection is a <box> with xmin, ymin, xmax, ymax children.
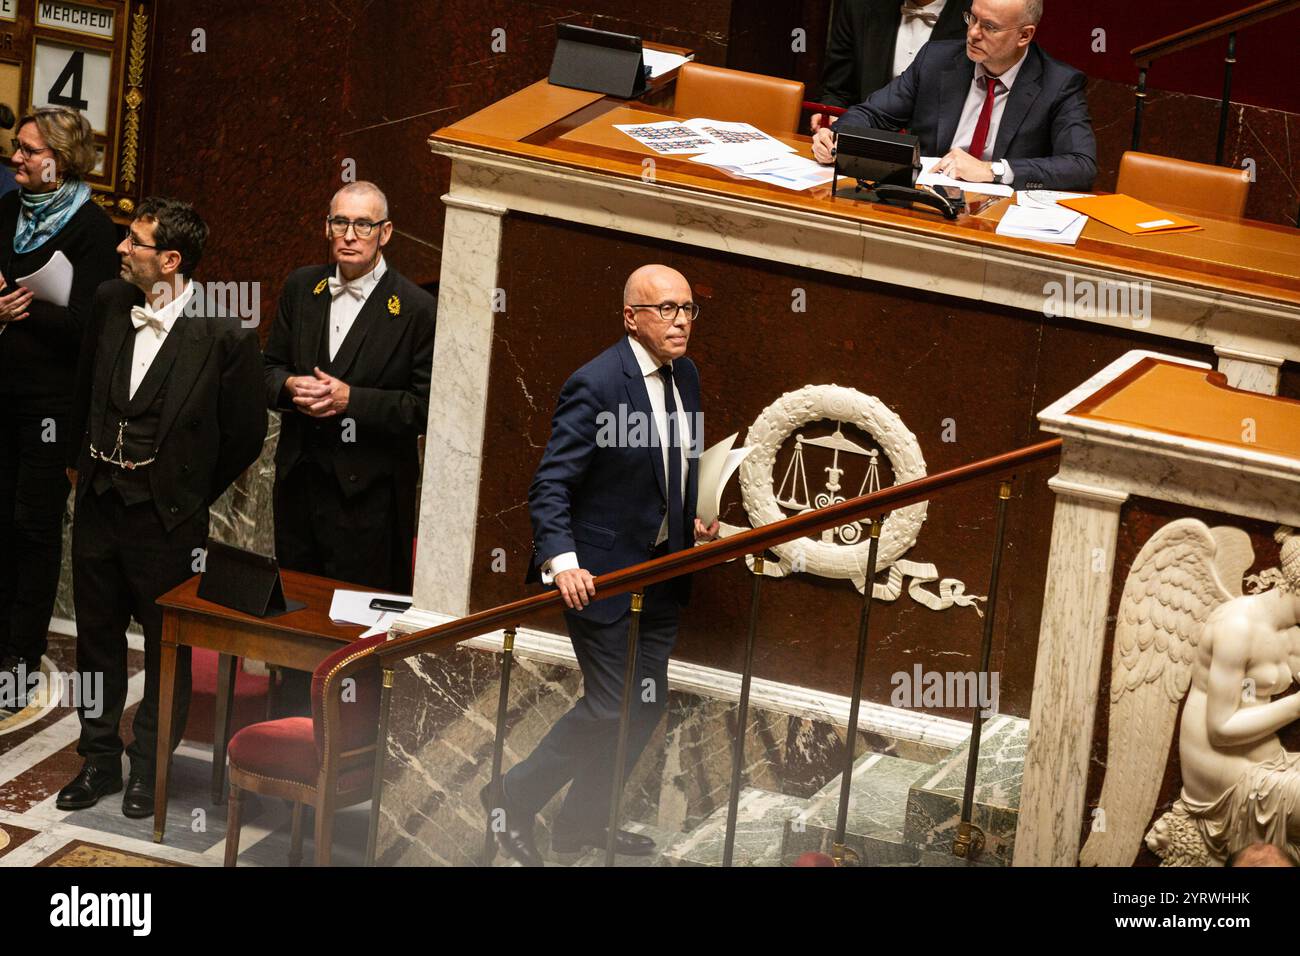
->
<box><xmin>1214</xmin><ymin>345</ymin><xmax>1284</xmax><ymax>396</ymax></box>
<box><xmin>1013</xmin><ymin>476</ymin><xmax>1129</xmax><ymax>867</ymax></box>
<box><xmin>409</xmin><ymin>190</ymin><xmax>507</xmax><ymax>618</ymax></box>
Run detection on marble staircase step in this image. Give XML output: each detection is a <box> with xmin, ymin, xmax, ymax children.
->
<box><xmin>659</xmin><ymin>788</ymin><xmax>810</xmax><ymax>867</ymax></box>
<box><xmin>902</xmin><ymin>714</ymin><xmax>1028</xmax><ymax>866</ymax></box>
<box><xmin>780</xmin><ymin>752</ymin><xmax>933</xmax><ymax>866</ymax></box>
<box><xmin>562</xmin><ymin>821</ymin><xmax>683</xmax><ymax>868</ymax></box>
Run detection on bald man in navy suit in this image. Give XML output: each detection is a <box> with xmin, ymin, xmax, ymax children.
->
<box><xmin>483</xmin><ymin>265</ymin><xmax>719</xmax><ymax>866</ymax></box>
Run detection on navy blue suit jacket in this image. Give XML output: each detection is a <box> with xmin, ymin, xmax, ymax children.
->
<box><xmin>836</xmin><ymin>39</ymin><xmax>1097</xmax><ymax>191</ymax></box>
<box><xmin>529</xmin><ymin>337</ymin><xmax>701</xmax><ymax>625</ymax></box>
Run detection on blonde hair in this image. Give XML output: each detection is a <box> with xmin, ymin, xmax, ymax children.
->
<box><xmin>18</xmin><ymin>107</ymin><xmax>96</xmax><ymax>180</ymax></box>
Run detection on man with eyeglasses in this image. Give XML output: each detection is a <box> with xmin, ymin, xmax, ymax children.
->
<box><xmin>58</xmin><ymin>197</ymin><xmax>266</xmax><ymax>818</ymax></box>
<box><xmin>483</xmin><ymin>264</ymin><xmax>720</xmax><ymax>866</ymax></box>
<box><xmin>263</xmin><ymin>181</ymin><xmax>435</xmax><ymax>595</ymax></box>
<box><xmin>812</xmin><ymin>0</ymin><xmax>1097</xmax><ymax>192</ymax></box>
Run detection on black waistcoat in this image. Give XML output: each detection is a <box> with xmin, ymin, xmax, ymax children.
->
<box><xmin>90</xmin><ymin>321</ymin><xmax>183</xmax><ymax>504</ymax></box>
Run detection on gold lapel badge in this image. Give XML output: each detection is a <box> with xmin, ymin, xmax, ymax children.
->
<box><xmin>313</xmin><ymin>277</ymin><xmax>328</xmax><ymax>295</ymax></box>
<box><xmin>387</xmin><ymin>294</ymin><xmax>400</xmax><ymax>316</ymax></box>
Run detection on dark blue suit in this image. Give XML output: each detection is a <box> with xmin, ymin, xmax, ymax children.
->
<box><xmin>507</xmin><ymin>336</ymin><xmax>702</xmax><ymax>830</ymax></box>
<box><xmin>837</xmin><ymin>39</ymin><xmax>1098</xmax><ymax>191</ymax></box>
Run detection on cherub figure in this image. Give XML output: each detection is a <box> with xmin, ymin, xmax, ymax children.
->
<box><xmin>1081</xmin><ymin>523</ymin><xmax>1300</xmax><ymax>866</ymax></box>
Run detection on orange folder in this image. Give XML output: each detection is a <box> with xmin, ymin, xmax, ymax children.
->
<box><xmin>1056</xmin><ymin>194</ymin><xmax>1203</xmax><ymax>236</ymax></box>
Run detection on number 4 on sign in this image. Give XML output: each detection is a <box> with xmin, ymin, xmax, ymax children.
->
<box><xmin>48</xmin><ymin>50</ymin><xmax>90</xmax><ymax>111</ymax></box>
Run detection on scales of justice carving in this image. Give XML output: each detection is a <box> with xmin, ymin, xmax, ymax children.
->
<box><xmin>1081</xmin><ymin>521</ymin><xmax>1300</xmax><ymax>867</ymax></box>
<box><xmin>717</xmin><ymin>385</ymin><xmax>983</xmax><ymax>613</ymax></box>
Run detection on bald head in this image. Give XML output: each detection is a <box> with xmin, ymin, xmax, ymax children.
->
<box><xmin>1228</xmin><ymin>843</ymin><xmax>1295</xmax><ymax>867</ymax></box>
<box><xmin>624</xmin><ymin>264</ymin><xmax>689</xmax><ymax>307</ymax></box>
<box><xmin>330</xmin><ymin>180</ymin><xmax>389</xmax><ymax>219</ymax></box>
<box><xmin>622</xmin><ymin>264</ymin><xmax>694</xmax><ymax>366</ymax></box>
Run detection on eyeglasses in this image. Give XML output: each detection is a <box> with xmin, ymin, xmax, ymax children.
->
<box><xmin>962</xmin><ymin>11</ymin><xmax>1024</xmax><ymax>35</ymax></box>
<box><xmin>124</xmin><ymin>234</ymin><xmax>161</xmax><ymax>252</ymax></box>
<box><xmin>326</xmin><ymin>216</ymin><xmax>389</xmax><ymax>239</ymax></box>
<box><xmin>10</xmin><ymin>138</ymin><xmax>52</xmax><ymax>158</ymax></box>
<box><xmin>629</xmin><ymin>301</ymin><xmax>700</xmax><ymax>322</ymax></box>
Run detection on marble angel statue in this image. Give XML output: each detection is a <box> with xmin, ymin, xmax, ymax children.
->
<box><xmin>1080</xmin><ymin>521</ymin><xmax>1300</xmax><ymax>867</ymax></box>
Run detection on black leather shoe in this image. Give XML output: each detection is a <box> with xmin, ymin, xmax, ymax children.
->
<box><xmin>56</xmin><ymin>763</ymin><xmax>123</xmax><ymax>810</ymax></box>
<box><xmin>121</xmin><ymin>774</ymin><xmax>155</xmax><ymax>819</ymax></box>
<box><xmin>551</xmin><ymin>827</ymin><xmax>656</xmax><ymax>856</ymax></box>
<box><xmin>480</xmin><ymin>782</ymin><xmax>543</xmax><ymax>867</ymax></box>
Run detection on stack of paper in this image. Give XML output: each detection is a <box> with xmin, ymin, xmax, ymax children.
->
<box><xmin>614</xmin><ymin>117</ymin><xmax>793</xmax><ymax>155</ymax></box>
<box><xmin>642</xmin><ymin>49</ymin><xmax>691</xmax><ymax>78</ymax></box>
<box><xmin>329</xmin><ymin>589</ymin><xmax>412</xmax><ymax>638</ymax></box>
<box><xmin>917</xmin><ymin>156</ymin><xmax>1013</xmax><ymax>198</ymax></box>
<box><xmin>996</xmin><ymin>203</ymin><xmax>1088</xmax><ymax>245</ymax></box>
<box><xmin>690</xmin><ymin>142</ymin><xmax>833</xmax><ymax>191</ymax></box>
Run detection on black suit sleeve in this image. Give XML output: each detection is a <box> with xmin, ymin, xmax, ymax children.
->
<box><xmin>835</xmin><ymin>42</ymin><xmax>923</xmax><ymax>133</ymax></box>
<box><xmin>1006</xmin><ymin>69</ymin><xmax>1098</xmax><ymax>191</ymax></box>
<box><xmin>211</xmin><ymin>328</ymin><xmax>269</xmax><ymax>504</ymax></box>
<box><xmin>345</xmin><ymin>297</ymin><xmax>436</xmax><ymax>438</ymax></box>
<box><xmin>262</xmin><ymin>273</ymin><xmax>298</xmax><ymax>411</ymax></box>
<box><xmin>817</xmin><ymin>0</ymin><xmax>861</xmax><ymax>109</ymax></box>
<box><xmin>67</xmin><ymin>279</ymin><xmax>118</xmax><ymax>469</ymax></box>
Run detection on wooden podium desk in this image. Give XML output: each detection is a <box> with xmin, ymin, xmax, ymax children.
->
<box><xmin>152</xmin><ymin>570</ymin><xmax>377</xmax><ymax>843</ymax></box>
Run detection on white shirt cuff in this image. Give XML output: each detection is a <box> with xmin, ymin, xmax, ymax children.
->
<box><xmin>999</xmin><ymin>163</ymin><xmax>1015</xmax><ymax>185</ymax></box>
<box><xmin>540</xmin><ymin>550</ymin><xmax>579</xmax><ymax>585</ymax></box>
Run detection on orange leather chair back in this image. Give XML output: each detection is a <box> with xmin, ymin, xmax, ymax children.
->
<box><xmin>1116</xmin><ymin>151</ymin><xmax>1250</xmax><ymax>220</ymax></box>
<box><xmin>673</xmin><ymin>62</ymin><xmax>805</xmax><ymax>136</ymax></box>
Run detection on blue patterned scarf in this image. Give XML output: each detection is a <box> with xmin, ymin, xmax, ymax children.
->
<box><xmin>13</xmin><ymin>179</ymin><xmax>92</xmax><ymax>254</ymax></box>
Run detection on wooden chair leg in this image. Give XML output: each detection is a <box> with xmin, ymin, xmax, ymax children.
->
<box><xmin>314</xmin><ymin>791</ymin><xmax>335</xmax><ymax>868</ymax></box>
<box><xmin>224</xmin><ymin>784</ymin><xmax>243</xmax><ymax>867</ymax></box>
<box><xmin>289</xmin><ymin>801</ymin><xmax>304</xmax><ymax>867</ymax></box>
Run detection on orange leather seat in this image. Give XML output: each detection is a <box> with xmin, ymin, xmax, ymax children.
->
<box><xmin>672</xmin><ymin>62</ymin><xmax>804</xmax><ymax>136</ymax></box>
<box><xmin>1116</xmin><ymin>151</ymin><xmax>1250</xmax><ymax>220</ymax></box>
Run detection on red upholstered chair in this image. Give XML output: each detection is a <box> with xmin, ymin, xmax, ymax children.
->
<box><xmin>224</xmin><ymin>633</ymin><xmax>386</xmax><ymax>867</ymax></box>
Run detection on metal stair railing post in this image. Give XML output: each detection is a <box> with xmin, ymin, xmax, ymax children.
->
<box><xmin>365</xmin><ymin>665</ymin><xmax>396</xmax><ymax>867</ymax></box>
<box><xmin>605</xmin><ymin>592</ymin><xmax>645</xmax><ymax>867</ymax></box>
<box><xmin>1131</xmin><ymin>67</ymin><xmax>1148</xmax><ymax>150</ymax></box>
<box><xmin>830</xmin><ymin>516</ymin><xmax>884</xmax><ymax>866</ymax></box>
<box><xmin>722</xmin><ymin>554</ymin><xmax>765</xmax><ymax>867</ymax></box>
<box><xmin>953</xmin><ymin>480</ymin><xmax>1013</xmax><ymax>860</ymax></box>
<box><xmin>482</xmin><ymin>626</ymin><xmax>518</xmax><ymax>866</ymax></box>
<box><xmin>1216</xmin><ymin>33</ymin><xmax>1237</xmax><ymax>165</ymax></box>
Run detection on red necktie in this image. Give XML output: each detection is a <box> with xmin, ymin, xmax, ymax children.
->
<box><xmin>966</xmin><ymin>75</ymin><xmax>999</xmax><ymax>161</ymax></box>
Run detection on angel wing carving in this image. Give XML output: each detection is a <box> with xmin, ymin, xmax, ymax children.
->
<box><xmin>1078</xmin><ymin>519</ymin><xmax>1251</xmax><ymax>867</ymax></box>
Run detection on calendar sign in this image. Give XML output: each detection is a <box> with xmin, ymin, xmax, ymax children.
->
<box><xmin>36</xmin><ymin>1</ymin><xmax>113</xmax><ymax>39</ymax></box>
<box><xmin>7</xmin><ymin>0</ymin><xmax>157</xmax><ymax>221</ymax></box>
<box><xmin>32</xmin><ymin>40</ymin><xmax>111</xmax><ymax>132</ymax></box>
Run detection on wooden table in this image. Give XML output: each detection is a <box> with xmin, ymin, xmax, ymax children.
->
<box><xmin>152</xmin><ymin>569</ymin><xmax>378</xmax><ymax>843</ymax></box>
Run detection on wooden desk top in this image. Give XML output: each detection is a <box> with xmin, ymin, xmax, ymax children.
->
<box><xmin>157</xmin><ymin>568</ymin><xmax>381</xmax><ymax>642</ymax></box>
<box><xmin>1069</xmin><ymin>357</ymin><xmax>1300</xmax><ymax>458</ymax></box>
<box><xmin>431</xmin><ymin>80</ymin><xmax>1300</xmax><ymax>307</ymax></box>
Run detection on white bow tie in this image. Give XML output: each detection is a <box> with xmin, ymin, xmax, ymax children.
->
<box><xmin>129</xmin><ymin>305</ymin><xmax>167</xmax><ymax>338</ymax></box>
<box><xmin>327</xmin><ymin>276</ymin><xmax>368</xmax><ymax>301</ymax></box>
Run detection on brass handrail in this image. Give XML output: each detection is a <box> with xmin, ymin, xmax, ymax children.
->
<box><xmin>1130</xmin><ymin>0</ymin><xmax>1299</xmax><ymax>66</ymax></box>
<box><xmin>375</xmin><ymin>437</ymin><xmax>1062</xmax><ymax>664</ymax></box>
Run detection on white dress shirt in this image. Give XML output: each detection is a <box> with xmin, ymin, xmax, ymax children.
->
<box><xmin>328</xmin><ymin>255</ymin><xmax>387</xmax><ymax>360</ymax></box>
<box><xmin>950</xmin><ymin>51</ymin><xmax>1028</xmax><ymax>183</ymax></box>
<box><xmin>128</xmin><ymin>281</ymin><xmax>195</xmax><ymax>399</ymax></box>
<box><xmin>543</xmin><ymin>336</ymin><xmax>690</xmax><ymax>582</ymax></box>
<box><xmin>892</xmin><ymin>0</ymin><xmax>948</xmax><ymax>79</ymax></box>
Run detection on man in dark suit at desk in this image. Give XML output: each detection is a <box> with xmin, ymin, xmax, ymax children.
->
<box><xmin>812</xmin><ymin>0</ymin><xmax>1097</xmax><ymax>192</ymax></box>
<box><xmin>58</xmin><ymin>197</ymin><xmax>266</xmax><ymax>818</ymax></box>
<box><xmin>815</xmin><ymin>0</ymin><xmax>972</xmax><ymax>113</ymax></box>
<box><xmin>484</xmin><ymin>264</ymin><xmax>719</xmax><ymax>866</ymax></box>
<box><xmin>264</xmin><ymin>181</ymin><xmax>436</xmax><ymax>594</ymax></box>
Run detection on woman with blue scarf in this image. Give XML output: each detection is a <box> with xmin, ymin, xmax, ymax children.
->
<box><xmin>0</xmin><ymin>107</ymin><xmax>117</xmax><ymax>714</ymax></box>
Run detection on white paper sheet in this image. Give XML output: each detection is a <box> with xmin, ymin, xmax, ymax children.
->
<box><xmin>16</xmin><ymin>250</ymin><xmax>73</xmax><ymax>307</ymax></box>
<box><xmin>690</xmin><ymin>144</ymin><xmax>833</xmax><ymax>191</ymax></box>
<box><xmin>917</xmin><ymin>156</ymin><xmax>1014</xmax><ymax>198</ymax></box>
<box><xmin>615</xmin><ymin>118</ymin><xmax>794</xmax><ymax>156</ymax></box>
<box><xmin>995</xmin><ymin>203</ymin><xmax>1088</xmax><ymax>245</ymax></box>
<box><xmin>329</xmin><ymin>589</ymin><xmax>412</xmax><ymax>628</ymax></box>
<box><xmin>1017</xmin><ymin>190</ymin><xmax>1094</xmax><ymax>208</ymax></box>
<box><xmin>695</xmin><ymin>433</ymin><xmax>752</xmax><ymax>525</ymax></box>
<box><xmin>642</xmin><ymin>49</ymin><xmax>691</xmax><ymax>77</ymax></box>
